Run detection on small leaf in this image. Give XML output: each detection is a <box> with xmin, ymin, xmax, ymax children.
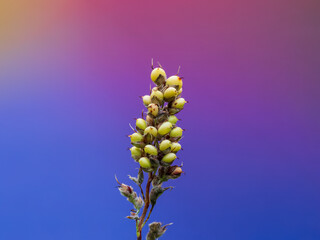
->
<box><xmin>128</xmin><ymin>168</ymin><xmax>144</xmax><ymax>186</ymax></box>
<box><xmin>150</xmin><ymin>186</ymin><xmax>173</xmax><ymax>207</ymax></box>
<box><xmin>138</xmin><ymin>168</ymin><xmax>144</xmax><ymax>185</ymax></box>
<box><xmin>128</xmin><ymin>175</ymin><xmax>139</xmax><ymax>184</ymax></box>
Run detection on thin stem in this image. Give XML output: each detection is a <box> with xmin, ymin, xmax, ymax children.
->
<box><xmin>137</xmin><ymin>231</ymin><xmax>141</xmax><ymax>240</ymax></box>
<box><xmin>143</xmin><ymin>204</ymin><xmax>154</xmax><ymax>226</ymax></box>
<box><xmin>139</xmin><ymin>185</ymin><xmax>145</xmax><ymax>200</ymax></box>
<box><xmin>137</xmin><ymin>172</ymin><xmax>153</xmax><ymax>239</ymax></box>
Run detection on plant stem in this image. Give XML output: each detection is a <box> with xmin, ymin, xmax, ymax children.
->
<box><xmin>139</xmin><ymin>185</ymin><xmax>145</xmax><ymax>200</ymax></box>
<box><xmin>137</xmin><ymin>172</ymin><xmax>153</xmax><ymax>240</ymax></box>
<box><xmin>137</xmin><ymin>231</ymin><xmax>141</xmax><ymax>240</ymax></box>
<box><xmin>144</xmin><ymin>205</ymin><xmax>154</xmax><ymax>226</ymax></box>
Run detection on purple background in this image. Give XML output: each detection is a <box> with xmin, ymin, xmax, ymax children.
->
<box><xmin>0</xmin><ymin>0</ymin><xmax>319</xmax><ymax>239</ymax></box>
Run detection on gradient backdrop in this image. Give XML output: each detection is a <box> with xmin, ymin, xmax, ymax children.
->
<box><xmin>0</xmin><ymin>0</ymin><xmax>319</xmax><ymax>239</ymax></box>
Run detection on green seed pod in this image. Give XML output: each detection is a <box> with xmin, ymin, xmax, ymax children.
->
<box><xmin>166</xmin><ymin>75</ymin><xmax>183</xmax><ymax>90</ymax></box>
<box><xmin>129</xmin><ymin>132</ymin><xmax>145</xmax><ymax>148</ymax></box>
<box><xmin>142</xmin><ymin>95</ymin><xmax>151</xmax><ymax>106</ymax></box>
<box><xmin>168</xmin><ymin>108</ymin><xmax>181</xmax><ymax>115</ymax></box>
<box><xmin>170</xmin><ymin>127</ymin><xmax>183</xmax><ymax>138</ymax></box>
<box><xmin>144</xmin><ymin>144</ymin><xmax>158</xmax><ymax>156</ymax></box>
<box><xmin>162</xmin><ymin>153</ymin><xmax>177</xmax><ymax>164</ymax></box>
<box><xmin>136</xmin><ymin>118</ymin><xmax>147</xmax><ymax>131</ymax></box>
<box><xmin>144</xmin><ymin>126</ymin><xmax>158</xmax><ymax>137</ymax></box>
<box><xmin>171</xmin><ymin>142</ymin><xmax>181</xmax><ymax>153</ymax></box>
<box><xmin>159</xmin><ymin>140</ymin><xmax>171</xmax><ymax>152</ymax></box>
<box><xmin>172</xmin><ymin>98</ymin><xmax>187</xmax><ymax>109</ymax></box>
<box><xmin>144</xmin><ymin>126</ymin><xmax>157</xmax><ymax>143</ymax></box>
<box><xmin>129</xmin><ymin>132</ymin><xmax>143</xmax><ymax>142</ymax></box>
<box><xmin>139</xmin><ymin>157</ymin><xmax>152</xmax><ymax>168</ymax></box>
<box><xmin>158</xmin><ymin>121</ymin><xmax>173</xmax><ymax>135</ymax></box>
<box><xmin>168</xmin><ymin>115</ymin><xmax>178</xmax><ymax>125</ymax></box>
<box><xmin>150</xmin><ymin>90</ymin><xmax>164</xmax><ymax>105</ymax></box>
<box><xmin>130</xmin><ymin>146</ymin><xmax>142</xmax><ymax>160</ymax></box>
<box><xmin>163</xmin><ymin>87</ymin><xmax>177</xmax><ymax>101</ymax></box>
<box><xmin>151</xmin><ymin>67</ymin><xmax>166</xmax><ymax>85</ymax></box>
<box><xmin>147</xmin><ymin>103</ymin><xmax>159</xmax><ymax>117</ymax></box>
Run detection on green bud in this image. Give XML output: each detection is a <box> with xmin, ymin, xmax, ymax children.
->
<box><xmin>162</xmin><ymin>153</ymin><xmax>177</xmax><ymax>164</ymax></box>
<box><xmin>139</xmin><ymin>157</ymin><xmax>152</xmax><ymax>168</ymax></box>
<box><xmin>144</xmin><ymin>126</ymin><xmax>158</xmax><ymax>137</ymax></box>
<box><xmin>171</xmin><ymin>142</ymin><xmax>181</xmax><ymax>153</ymax></box>
<box><xmin>142</xmin><ymin>95</ymin><xmax>151</xmax><ymax>106</ymax></box>
<box><xmin>166</xmin><ymin>75</ymin><xmax>182</xmax><ymax>90</ymax></box>
<box><xmin>168</xmin><ymin>115</ymin><xmax>178</xmax><ymax>125</ymax></box>
<box><xmin>163</xmin><ymin>87</ymin><xmax>177</xmax><ymax>101</ymax></box>
<box><xmin>172</xmin><ymin>98</ymin><xmax>187</xmax><ymax>109</ymax></box>
<box><xmin>177</xmin><ymin>88</ymin><xmax>182</xmax><ymax>95</ymax></box>
<box><xmin>150</xmin><ymin>90</ymin><xmax>164</xmax><ymax>105</ymax></box>
<box><xmin>151</xmin><ymin>67</ymin><xmax>167</xmax><ymax>83</ymax></box>
<box><xmin>136</xmin><ymin>118</ymin><xmax>147</xmax><ymax>130</ymax></box>
<box><xmin>147</xmin><ymin>103</ymin><xmax>159</xmax><ymax>117</ymax></box>
<box><xmin>129</xmin><ymin>132</ymin><xmax>143</xmax><ymax>142</ymax></box>
<box><xmin>170</xmin><ymin>127</ymin><xmax>183</xmax><ymax>138</ymax></box>
<box><xmin>158</xmin><ymin>121</ymin><xmax>173</xmax><ymax>135</ymax></box>
<box><xmin>130</xmin><ymin>146</ymin><xmax>142</xmax><ymax>159</ymax></box>
<box><xmin>144</xmin><ymin>144</ymin><xmax>158</xmax><ymax>156</ymax></box>
<box><xmin>159</xmin><ymin>140</ymin><xmax>171</xmax><ymax>152</ymax></box>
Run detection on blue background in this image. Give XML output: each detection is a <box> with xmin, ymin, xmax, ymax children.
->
<box><xmin>0</xmin><ymin>0</ymin><xmax>319</xmax><ymax>239</ymax></box>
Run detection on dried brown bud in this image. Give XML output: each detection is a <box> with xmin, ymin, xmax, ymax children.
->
<box><xmin>171</xmin><ymin>167</ymin><xmax>182</xmax><ymax>175</ymax></box>
<box><xmin>118</xmin><ymin>184</ymin><xmax>134</xmax><ymax>198</ymax></box>
<box><xmin>166</xmin><ymin>165</ymin><xmax>183</xmax><ymax>178</ymax></box>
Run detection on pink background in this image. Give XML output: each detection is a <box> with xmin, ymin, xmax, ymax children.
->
<box><xmin>0</xmin><ymin>0</ymin><xmax>319</xmax><ymax>239</ymax></box>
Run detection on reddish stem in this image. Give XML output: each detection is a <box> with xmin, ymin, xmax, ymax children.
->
<box><xmin>137</xmin><ymin>172</ymin><xmax>153</xmax><ymax>239</ymax></box>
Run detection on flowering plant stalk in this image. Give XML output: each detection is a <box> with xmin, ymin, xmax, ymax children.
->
<box><xmin>117</xmin><ymin>60</ymin><xmax>187</xmax><ymax>240</ymax></box>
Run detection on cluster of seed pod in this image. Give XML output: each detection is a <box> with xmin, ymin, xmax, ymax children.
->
<box><xmin>129</xmin><ymin>65</ymin><xmax>187</xmax><ymax>172</ymax></box>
